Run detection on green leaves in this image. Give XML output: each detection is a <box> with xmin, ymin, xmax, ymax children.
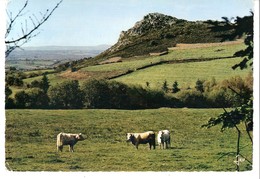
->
<box><xmin>202</xmin><ymin>99</ymin><xmax>253</xmax><ymax>132</ymax></box>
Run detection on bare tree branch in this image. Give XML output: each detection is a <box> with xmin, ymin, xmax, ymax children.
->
<box><xmin>5</xmin><ymin>0</ymin><xmax>63</xmax><ymax>57</ymax></box>
<box><xmin>5</xmin><ymin>0</ymin><xmax>28</xmax><ymax>38</ymax></box>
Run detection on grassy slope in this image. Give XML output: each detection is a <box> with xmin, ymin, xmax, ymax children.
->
<box><xmin>5</xmin><ymin>108</ymin><xmax>252</xmax><ymax>171</ymax></box>
<box><xmin>114</xmin><ymin>57</ymin><xmax>251</xmax><ymax>89</ymax></box>
<box><xmin>10</xmin><ymin>42</ymin><xmax>249</xmax><ymax>97</ymax></box>
<box><xmin>19</xmin><ymin>43</ymin><xmax>244</xmax><ymax>84</ymax></box>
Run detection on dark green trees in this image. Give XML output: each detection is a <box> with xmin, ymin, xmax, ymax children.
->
<box><xmin>48</xmin><ymin>80</ymin><xmax>83</xmax><ymax>109</ymax></box>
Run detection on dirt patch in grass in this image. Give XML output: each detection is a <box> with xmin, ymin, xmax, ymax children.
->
<box><xmin>58</xmin><ymin>69</ymin><xmax>126</xmax><ymax>81</ymax></box>
<box><xmin>168</xmin><ymin>39</ymin><xmax>243</xmax><ymax>50</ymax></box>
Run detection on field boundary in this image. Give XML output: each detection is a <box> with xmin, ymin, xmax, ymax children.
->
<box><xmin>108</xmin><ymin>55</ymin><xmax>235</xmax><ymax>80</ymax></box>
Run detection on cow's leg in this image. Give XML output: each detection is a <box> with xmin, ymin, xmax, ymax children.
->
<box><xmin>135</xmin><ymin>144</ymin><xmax>139</xmax><ymax>149</ymax></box>
<box><xmin>149</xmin><ymin>142</ymin><xmax>152</xmax><ymax>150</ymax></box>
<box><xmin>57</xmin><ymin>145</ymin><xmax>63</xmax><ymax>152</ymax></box>
<box><xmin>162</xmin><ymin>142</ymin><xmax>164</xmax><ymax>149</ymax></box>
<box><xmin>69</xmin><ymin>145</ymin><xmax>74</xmax><ymax>152</ymax></box>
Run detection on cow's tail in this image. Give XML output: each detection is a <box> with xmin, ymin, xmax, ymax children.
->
<box><xmin>56</xmin><ymin>132</ymin><xmax>63</xmax><ymax>151</ymax></box>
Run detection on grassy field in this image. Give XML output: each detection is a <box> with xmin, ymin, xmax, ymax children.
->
<box><xmin>82</xmin><ymin>42</ymin><xmax>245</xmax><ymax>73</ymax></box>
<box><xmin>114</xmin><ymin>57</ymin><xmax>251</xmax><ymax>89</ymax></box>
<box><xmin>17</xmin><ymin>42</ymin><xmax>249</xmax><ymax>92</ymax></box>
<box><xmin>5</xmin><ymin>108</ymin><xmax>252</xmax><ymax>171</ymax></box>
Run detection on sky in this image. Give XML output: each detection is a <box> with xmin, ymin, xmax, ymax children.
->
<box><xmin>4</xmin><ymin>0</ymin><xmax>254</xmax><ymax>47</ymax></box>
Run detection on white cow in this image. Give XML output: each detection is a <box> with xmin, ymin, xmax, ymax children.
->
<box><xmin>56</xmin><ymin>132</ymin><xmax>85</xmax><ymax>152</ymax></box>
<box><xmin>157</xmin><ymin>130</ymin><xmax>171</xmax><ymax>149</ymax></box>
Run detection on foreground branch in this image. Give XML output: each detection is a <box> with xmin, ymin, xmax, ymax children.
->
<box><xmin>5</xmin><ymin>0</ymin><xmax>63</xmax><ymax>57</ymax></box>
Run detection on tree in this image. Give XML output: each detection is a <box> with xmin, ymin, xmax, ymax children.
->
<box><xmin>14</xmin><ymin>90</ymin><xmax>29</xmax><ymax>108</ymax></box>
<box><xmin>5</xmin><ymin>86</ymin><xmax>15</xmax><ymax>109</ymax></box>
<box><xmin>27</xmin><ymin>88</ymin><xmax>49</xmax><ymax>108</ymax></box>
<box><xmin>81</xmin><ymin>79</ymin><xmax>110</xmax><ymax>108</ymax></box>
<box><xmin>162</xmin><ymin>80</ymin><xmax>169</xmax><ymax>93</ymax></box>
<box><xmin>207</xmin><ymin>12</ymin><xmax>253</xmax><ymax>69</ymax></box>
<box><xmin>203</xmin><ymin>13</ymin><xmax>254</xmax><ymax>171</ymax></box>
<box><xmin>48</xmin><ymin>80</ymin><xmax>83</xmax><ymax>109</ymax></box>
<box><xmin>172</xmin><ymin>81</ymin><xmax>180</xmax><ymax>93</ymax></box>
<box><xmin>39</xmin><ymin>74</ymin><xmax>50</xmax><ymax>93</ymax></box>
<box><xmin>195</xmin><ymin>79</ymin><xmax>204</xmax><ymax>93</ymax></box>
<box><xmin>5</xmin><ymin>0</ymin><xmax>63</xmax><ymax>57</ymax></box>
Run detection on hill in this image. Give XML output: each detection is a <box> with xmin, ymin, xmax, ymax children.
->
<box><xmin>96</xmin><ymin>12</ymin><xmax>232</xmax><ymax>59</ymax></box>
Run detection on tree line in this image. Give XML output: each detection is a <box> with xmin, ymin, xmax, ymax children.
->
<box><xmin>5</xmin><ymin>72</ymin><xmax>252</xmax><ymax>109</ymax></box>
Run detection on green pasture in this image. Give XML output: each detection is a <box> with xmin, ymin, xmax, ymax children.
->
<box><xmin>81</xmin><ymin>43</ymin><xmax>245</xmax><ymax>73</ymax></box>
<box><xmin>114</xmin><ymin>57</ymin><xmax>251</xmax><ymax>89</ymax></box>
<box><xmin>5</xmin><ymin>108</ymin><xmax>252</xmax><ymax>171</ymax></box>
<box><xmin>9</xmin><ymin>42</ymin><xmax>249</xmax><ymax>97</ymax></box>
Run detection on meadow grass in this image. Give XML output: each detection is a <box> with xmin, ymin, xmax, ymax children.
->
<box><xmin>5</xmin><ymin>108</ymin><xmax>252</xmax><ymax>171</ymax></box>
<box><xmin>13</xmin><ymin>42</ymin><xmax>247</xmax><ymax>94</ymax></box>
<box><xmin>81</xmin><ymin>43</ymin><xmax>245</xmax><ymax>73</ymax></box>
<box><xmin>114</xmin><ymin>57</ymin><xmax>252</xmax><ymax>89</ymax></box>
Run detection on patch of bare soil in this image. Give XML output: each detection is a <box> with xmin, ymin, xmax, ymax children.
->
<box><xmin>168</xmin><ymin>39</ymin><xmax>243</xmax><ymax>50</ymax></box>
<box><xmin>58</xmin><ymin>69</ymin><xmax>126</xmax><ymax>81</ymax></box>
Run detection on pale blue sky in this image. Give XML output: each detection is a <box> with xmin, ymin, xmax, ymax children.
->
<box><xmin>6</xmin><ymin>0</ymin><xmax>254</xmax><ymax>46</ymax></box>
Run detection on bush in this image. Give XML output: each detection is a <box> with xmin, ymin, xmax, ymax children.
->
<box><xmin>81</xmin><ymin>79</ymin><xmax>181</xmax><ymax>109</ymax></box>
<box><xmin>14</xmin><ymin>91</ymin><xmax>29</xmax><ymax>108</ymax></box>
<box><xmin>27</xmin><ymin>88</ymin><xmax>49</xmax><ymax>109</ymax></box>
<box><xmin>176</xmin><ymin>89</ymin><xmax>208</xmax><ymax>108</ymax></box>
<box><xmin>48</xmin><ymin>80</ymin><xmax>83</xmax><ymax>109</ymax></box>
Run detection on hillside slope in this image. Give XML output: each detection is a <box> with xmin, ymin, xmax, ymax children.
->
<box><xmin>96</xmin><ymin>12</ymin><xmax>231</xmax><ymax>59</ymax></box>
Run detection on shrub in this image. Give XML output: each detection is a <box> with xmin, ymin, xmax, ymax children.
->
<box><xmin>48</xmin><ymin>80</ymin><xmax>83</xmax><ymax>109</ymax></box>
<box><xmin>172</xmin><ymin>81</ymin><xmax>180</xmax><ymax>93</ymax></box>
<box><xmin>81</xmin><ymin>79</ymin><xmax>181</xmax><ymax>109</ymax></box>
<box><xmin>27</xmin><ymin>88</ymin><xmax>49</xmax><ymax>109</ymax></box>
<box><xmin>176</xmin><ymin>89</ymin><xmax>208</xmax><ymax>108</ymax></box>
<box><xmin>14</xmin><ymin>91</ymin><xmax>29</xmax><ymax>108</ymax></box>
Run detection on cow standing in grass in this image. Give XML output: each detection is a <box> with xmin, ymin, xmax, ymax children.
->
<box><xmin>158</xmin><ymin>130</ymin><xmax>171</xmax><ymax>149</ymax></box>
<box><xmin>57</xmin><ymin>132</ymin><xmax>85</xmax><ymax>152</ymax></box>
<box><xmin>126</xmin><ymin>131</ymin><xmax>156</xmax><ymax>150</ymax></box>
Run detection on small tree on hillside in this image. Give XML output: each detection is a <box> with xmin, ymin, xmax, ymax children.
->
<box><xmin>172</xmin><ymin>81</ymin><xmax>180</xmax><ymax>93</ymax></box>
<box><xmin>195</xmin><ymin>79</ymin><xmax>204</xmax><ymax>93</ymax></box>
<box><xmin>39</xmin><ymin>74</ymin><xmax>50</xmax><ymax>93</ymax></box>
<box><xmin>162</xmin><ymin>80</ymin><xmax>169</xmax><ymax>93</ymax></box>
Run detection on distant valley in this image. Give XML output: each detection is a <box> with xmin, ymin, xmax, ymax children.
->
<box><xmin>5</xmin><ymin>45</ymin><xmax>111</xmax><ymax>70</ymax></box>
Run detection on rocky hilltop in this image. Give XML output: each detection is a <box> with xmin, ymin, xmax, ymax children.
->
<box><xmin>120</xmin><ymin>13</ymin><xmax>179</xmax><ymax>37</ymax></box>
<box><xmin>97</xmin><ymin>12</ymin><xmax>230</xmax><ymax>59</ymax></box>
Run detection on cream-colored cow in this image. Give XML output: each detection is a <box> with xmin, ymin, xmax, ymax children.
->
<box><xmin>57</xmin><ymin>132</ymin><xmax>85</xmax><ymax>152</ymax></box>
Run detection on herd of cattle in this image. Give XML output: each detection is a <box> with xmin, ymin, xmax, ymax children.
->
<box><xmin>56</xmin><ymin>130</ymin><xmax>171</xmax><ymax>152</ymax></box>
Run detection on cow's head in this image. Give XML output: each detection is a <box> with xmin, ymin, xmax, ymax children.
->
<box><xmin>76</xmin><ymin>133</ymin><xmax>85</xmax><ymax>141</ymax></box>
<box><xmin>126</xmin><ymin>133</ymin><xmax>134</xmax><ymax>142</ymax></box>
